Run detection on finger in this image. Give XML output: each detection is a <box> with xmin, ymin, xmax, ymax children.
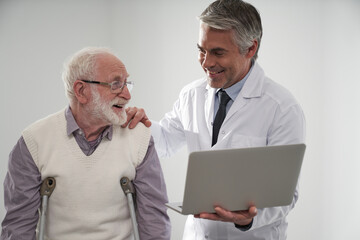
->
<box><xmin>121</xmin><ymin>107</ymin><xmax>137</xmax><ymax>128</ymax></box>
<box><xmin>141</xmin><ymin>118</ymin><xmax>152</xmax><ymax>128</ymax></box>
<box><xmin>198</xmin><ymin>212</ymin><xmax>222</xmax><ymax>221</ymax></box>
<box><xmin>213</xmin><ymin>207</ymin><xmax>236</xmax><ymax>221</ymax></box>
<box><xmin>128</xmin><ymin>109</ymin><xmax>146</xmax><ymax>129</ymax></box>
<box><xmin>248</xmin><ymin>206</ymin><xmax>258</xmax><ymax>218</ymax></box>
<box><xmin>215</xmin><ymin>206</ymin><xmax>257</xmax><ymax>219</ymax></box>
<box><xmin>214</xmin><ymin>206</ymin><xmax>257</xmax><ymax>225</ymax></box>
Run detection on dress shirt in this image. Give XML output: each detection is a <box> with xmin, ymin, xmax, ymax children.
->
<box><xmin>213</xmin><ymin>61</ymin><xmax>253</xmax><ymax>118</ymax></box>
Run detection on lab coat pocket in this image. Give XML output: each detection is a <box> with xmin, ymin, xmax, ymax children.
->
<box><xmin>230</xmin><ymin>134</ymin><xmax>266</xmax><ymax>148</ymax></box>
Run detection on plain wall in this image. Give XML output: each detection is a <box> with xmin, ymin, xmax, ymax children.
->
<box><xmin>1</xmin><ymin>0</ymin><xmax>359</xmax><ymax>239</ymax></box>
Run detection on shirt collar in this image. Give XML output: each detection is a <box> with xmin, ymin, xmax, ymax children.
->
<box><xmin>65</xmin><ymin>106</ymin><xmax>113</xmax><ymax>140</ymax></box>
<box><xmin>217</xmin><ymin>60</ymin><xmax>255</xmax><ymax>100</ymax></box>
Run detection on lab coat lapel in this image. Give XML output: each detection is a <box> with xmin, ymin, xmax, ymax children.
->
<box><xmin>223</xmin><ymin>62</ymin><xmax>264</xmax><ymax>125</ymax></box>
<box><xmin>224</xmin><ymin>93</ymin><xmax>248</xmax><ymax>122</ymax></box>
<box><xmin>204</xmin><ymin>85</ymin><xmax>216</xmax><ymax>136</ymax></box>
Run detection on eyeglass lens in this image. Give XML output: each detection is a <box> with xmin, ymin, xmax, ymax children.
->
<box><xmin>111</xmin><ymin>81</ymin><xmax>133</xmax><ymax>92</ymax></box>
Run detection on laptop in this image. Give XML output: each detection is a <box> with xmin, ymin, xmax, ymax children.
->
<box><xmin>166</xmin><ymin>143</ymin><xmax>306</xmax><ymax>215</ymax></box>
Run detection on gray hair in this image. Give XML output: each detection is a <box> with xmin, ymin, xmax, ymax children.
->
<box><xmin>199</xmin><ymin>0</ymin><xmax>263</xmax><ymax>60</ymax></box>
<box><xmin>62</xmin><ymin>47</ymin><xmax>113</xmax><ymax>102</ymax></box>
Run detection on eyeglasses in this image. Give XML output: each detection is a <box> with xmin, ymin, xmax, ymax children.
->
<box><xmin>80</xmin><ymin>79</ymin><xmax>134</xmax><ymax>93</ymax></box>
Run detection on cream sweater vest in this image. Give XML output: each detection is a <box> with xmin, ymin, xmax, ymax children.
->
<box><xmin>22</xmin><ymin>109</ymin><xmax>150</xmax><ymax>240</ymax></box>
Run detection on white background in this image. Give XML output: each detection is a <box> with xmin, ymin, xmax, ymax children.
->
<box><xmin>1</xmin><ymin>0</ymin><xmax>359</xmax><ymax>239</ymax></box>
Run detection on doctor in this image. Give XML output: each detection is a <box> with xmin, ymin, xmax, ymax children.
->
<box><xmin>124</xmin><ymin>0</ymin><xmax>306</xmax><ymax>239</ymax></box>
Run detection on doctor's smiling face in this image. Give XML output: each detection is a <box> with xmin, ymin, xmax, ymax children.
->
<box><xmin>198</xmin><ymin>23</ymin><xmax>257</xmax><ymax>89</ymax></box>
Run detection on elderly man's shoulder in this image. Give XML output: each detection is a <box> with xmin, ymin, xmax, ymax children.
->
<box><xmin>117</xmin><ymin>122</ymin><xmax>150</xmax><ymax>138</ymax></box>
<box><xmin>23</xmin><ymin>109</ymin><xmax>66</xmax><ymax>133</ymax></box>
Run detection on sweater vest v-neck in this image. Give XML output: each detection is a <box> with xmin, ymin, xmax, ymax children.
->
<box><xmin>22</xmin><ymin>109</ymin><xmax>150</xmax><ymax>240</ymax></box>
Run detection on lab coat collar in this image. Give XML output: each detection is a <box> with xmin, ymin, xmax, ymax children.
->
<box><xmin>240</xmin><ymin>61</ymin><xmax>265</xmax><ymax>99</ymax></box>
<box><xmin>204</xmin><ymin>62</ymin><xmax>265</xmax><ymax>139</ymax></box>
<box><xmin>204</xmin><ymin>61</ymin><xmax>264</xmax><ymax>99</ymax></box>
<box><xmin>224</xmin><ymin>62</ymin><xmax>265</xmax><ymax>122</ymax></box>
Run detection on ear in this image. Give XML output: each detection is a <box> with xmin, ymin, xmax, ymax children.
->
<box><xmin>73</xmin><ymin>80</ymin><xmax>90</xmax><ymax>104</ymax></box>
<box><xmin>246</xmin><ymin>39</ymin><xmax>258</xmax><ymax>59</ymax></box>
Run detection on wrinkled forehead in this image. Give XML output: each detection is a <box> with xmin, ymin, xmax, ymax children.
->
<box><xmin>95</xmin><ymin>53</ymin><xmax>129</xmax><ymax>81</ymax></box>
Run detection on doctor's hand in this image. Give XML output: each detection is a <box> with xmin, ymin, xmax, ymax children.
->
<box><xmin>194</xmin><ymin>205</ymin><xmax>257</xmax><ymax>227</ymax></box>
<box><xmin>121</xmin><ymin>107</ymin><xmax>152</xmax><ymax>129</ymax></box>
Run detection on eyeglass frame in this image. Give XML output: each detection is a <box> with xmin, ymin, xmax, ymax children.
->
<box><xmin>80</xmin><ymin>79</ymin><xmax>134</xmax><ymax>93</ymax></box>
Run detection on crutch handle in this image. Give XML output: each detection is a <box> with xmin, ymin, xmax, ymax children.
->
<box><xmin>40</xmin><ymin>177</ymin><xmax>56</xmax><ymax>197</ymax></box>
<box><xmin>120</xmin><ymin>177</ymin><xmax>140</xmax><ymax>240</ymax></box>
<box><xmin>39</xmin><ymin>177</ymin><xmax>56</xmax><ymax>240</ymax></box>
<box><xmin>120</xmin><ymin>177</ymin><xmax>135</xmax><ymax>195</ymax></box>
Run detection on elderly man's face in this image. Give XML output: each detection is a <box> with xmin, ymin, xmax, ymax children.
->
<box><xmin>88</xmin><ymin>53</ymin><xmax>131</xmax><ymax>126</ymax></box>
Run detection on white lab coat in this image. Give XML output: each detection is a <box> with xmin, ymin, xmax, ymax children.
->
<box><xmin>151</xmin><ymin>62</ymin><xmax>306</xmax><ymax>240</ymax></box>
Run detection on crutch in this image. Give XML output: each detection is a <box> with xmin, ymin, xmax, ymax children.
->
<box><xmin>38</xmin><ymin>177</ymin><xmax>56</xmax><ymax>240</ymax></box>
<box><xmin>120</xmin><ymin>177</ymin><xmax>140</xmax><ymax>240</ymax></box>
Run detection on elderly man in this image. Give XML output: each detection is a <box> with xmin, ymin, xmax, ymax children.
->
<box><xmin>1</xmin><ymin>47</ymin><xmax>170</xmax><ymax>240</ymax></box>
<box><xmin>125</xmin><ymin>0</ymin><xmax>306</xmax><ymax>239</ymax></box>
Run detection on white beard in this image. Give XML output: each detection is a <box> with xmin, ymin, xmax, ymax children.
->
<box><xmin>90</xmin><ymin>88</ymin><xmax>127</xmax><ymax>126</ymax></box>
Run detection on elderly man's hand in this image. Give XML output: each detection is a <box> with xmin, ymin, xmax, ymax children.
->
<box><xmin>194</xmin><ymin>206</ymin><xmax>257</xmax><ymax>227</ymax></box>
<box><xmin>121</xmin><ymin>107</ymin><xmax>151</xmax><ymax>129</ymax></box>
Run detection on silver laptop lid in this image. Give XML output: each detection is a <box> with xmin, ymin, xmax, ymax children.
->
<box><xmin>179</xmin><ymin>144</ymin><xmax>306</xmax><ymax>215</ymax></box>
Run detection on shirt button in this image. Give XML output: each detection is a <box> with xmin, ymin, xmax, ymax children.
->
<box><xmin>221</xmin><ymin>131</ymin><xmax>225</xmax><ymax>135</ymax></box>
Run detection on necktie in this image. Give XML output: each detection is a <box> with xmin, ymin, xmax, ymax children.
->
<box><xmin>212</xmin><ymin>89</ymin><xmax>231</xmax><ymax>146</ymax></box>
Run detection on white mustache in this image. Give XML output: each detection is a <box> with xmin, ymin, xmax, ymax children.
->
<box><xmin>110</xmin><ymin>99</ymin><xmax>128</xmax><ymax>106</ymax></box>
